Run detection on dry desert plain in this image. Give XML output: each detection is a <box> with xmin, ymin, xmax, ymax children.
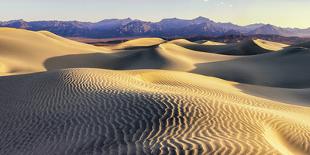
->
<box><xmin>0</xmin><ymin>28</ymin><xmax>309</xmax><ymax>155</ymax></box>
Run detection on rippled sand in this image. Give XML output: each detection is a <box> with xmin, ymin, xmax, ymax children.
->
<box><xmin>0</xmin><ymin>28</ymin><xmax>309</xmax><ymax>155</ymax></box>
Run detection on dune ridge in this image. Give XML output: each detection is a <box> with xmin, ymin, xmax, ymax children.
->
<box><xmin>168</xmin><ymin>38</ymin><xmax>288</xmax><ymax>55</ymax></box>
<box><xmin>202</xmin><ymin>41</ymin><xmax>226</xmax><ymax>46</ymax></box>
<box><xmin>0</xmin><ymin>68</ymin><xmax>309</xmax><ymax>154</ymax></box>
<box><xmin>110</xmin><ymin>38</ymin><xmax>166</xmax><ymax>50</ymax></box>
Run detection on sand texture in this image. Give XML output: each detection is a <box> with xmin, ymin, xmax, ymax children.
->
<box><xmin>0</xmin><ymin>28</ymin><xmax>309</xmax><ymax>155</ymax></box>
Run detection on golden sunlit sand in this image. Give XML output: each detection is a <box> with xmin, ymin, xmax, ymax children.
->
<box><xmin>110</xmin><ymin>38</ymin><xmax>166</xmax><ymax>50</ymax></box>
<box><xmin>0</xmin><ymin>28</ymin><xmax>309</xmax><ymax>154</ymax></box>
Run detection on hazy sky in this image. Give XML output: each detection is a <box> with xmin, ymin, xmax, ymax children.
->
<box><xmin>1</xmin><ymin>0</ymin><xmax>310</xmax><ymax>28</ymax></box>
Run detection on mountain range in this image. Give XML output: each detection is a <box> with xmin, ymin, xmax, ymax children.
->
<box><xmin>1</xmin><ymin>17</ymin><xmax>310</xmax><ymax>38</ymax></box>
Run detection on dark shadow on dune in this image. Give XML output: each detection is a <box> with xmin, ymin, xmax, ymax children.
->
<box><xmin>44</xmin><ymin>47</ymin><xmax>170</xmax><ymax>71</ymax></box>
<box><xmin>111</xmin><ymin>47</ymin><xmax>171</xmax><ymax>70</ymax></box>
<box><xmin>192</xmin><ymin>47</ymin><xmax>310</xmax><ymax>88</ymax></box>
<box><xmin>236</xmin><ymin>84</ymin><xmax>310</xmax><ymax>106</ymax></box>
<box><xmin>44</xmin><ymin>53</ymin><xmax>114</xmax><ymax>70</ymax></box>
<box><xmin>117</xmin><ymin>44</ymin><xmax>166</xmax><ymax>50</ymax></box>
<box><xmin>179</xmin><ymin>40</ymin><xmax>273</xmax><ymax>55</ymax></box>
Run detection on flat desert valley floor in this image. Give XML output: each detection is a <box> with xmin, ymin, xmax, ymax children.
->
<box><xmin>0</xmin><ymin>28</ymin><xmax>309</xmax><ymax>155</ymax></box>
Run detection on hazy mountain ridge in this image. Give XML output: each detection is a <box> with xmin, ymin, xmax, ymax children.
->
<box><xmin>1</xmin><ymin>17</ymin><xmax>310</xmax><ymax>38</ymax></box>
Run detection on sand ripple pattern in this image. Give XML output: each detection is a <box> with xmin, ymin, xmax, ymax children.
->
<box><xmin>0</xmin><ymin>69</ymin><xmax>309</xmax><ymax>155</ymax></box>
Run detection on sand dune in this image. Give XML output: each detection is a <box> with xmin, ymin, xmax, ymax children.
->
<box><xmin>0</xmin><ymin>28</ymin><xmax>309</xmax><ymax>155</ymax></box>
<box><xmin>169</xmin><ymin>39</ymin><xmax>288</xmax><ymax>55</ymax></box>
<box><xmin>0</xmin><ymin>28</ymin><xmax>234</xmax><ymax>75</ymax></box>
<box><xmin>253</xmin><ymin>39</ymin><xmax>289</xmax><ymax>51</ymax></box>
<box><xmin>0</xmin><ymin>28</ymin><xmax>287</xmax><ymax>76</ymax></box>
<box><xmin>0</xmin><ymin>68</ymin><xmax>309</xmax><ymax>154</ymax></box>
<box><xmin>194</xmin><ymin>47</ymin><xmax>310</xmax><ymax>88</ymax></box>
<box><xmin>44</xmin><ymin>42</ymin><xmax>235</xmax><ymax>73</ymax></box>
<box><xmin>0</xmin><ymin>28</ymin><xmax>109</xmax><ymax>75</ymax></box>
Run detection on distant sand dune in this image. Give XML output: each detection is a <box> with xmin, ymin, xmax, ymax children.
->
<box><xmin>0</xmin><ymin>69</ymin><xmax>309</xmax><ymax>154</ymax></box>
<box><xmin>194</xmin><ymin>47</ymin><xmax>310</xmax><ymax>88</ymax></box>
<box><xmin>109</xmin><ymin>38</ymin><xmax>166</xmax><ymax>50</ymax></box>
<box><xmin>169</xmin><ymin>39</ymin><xmax>288</xmax><ymax>55</ymax></box>
<box><xmin>202</xmin><ymin>41</ymin><xmax>226</xmax><ymax>46</ymax></box>
<box><xmin>44</xmin><ymin>42</ymin><xmax>235</xmax><ymax>72</ymax></box>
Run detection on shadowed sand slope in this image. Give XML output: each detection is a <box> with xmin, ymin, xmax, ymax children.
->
<box><xmin>169</xmin><ymin>39</ymin><xmax>288</xmax><ymax>55</ymax></box>
<box><xmin>193</xmin><ymin>47</ymin><xmax>310</xmax><ymax>88</ymax></box>
<box><xmin>238</xmin><ymin>84</ymin><xmax>310</xmax><ymax>106</ymax></box>
<box><xmin>44</xmin><ymin>42</ymin><xmax>235</xmax><ymax>72</ymax></box>
<box><xmin>0</xmin><ymin>68</ymin><xmax>309</xmax><ymax>155</ymax></box>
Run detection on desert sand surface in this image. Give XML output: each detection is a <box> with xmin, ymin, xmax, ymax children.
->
<box><xmin>193</xmin><ymin>47</ymin><xmax>310</xmax><ymax>88</ymax></box>
<box><xmin>0</xmin><ymin>28</ymin><xmax>309</xmax><ymax>155</ymax></box>
<box><xmin>1</xmin><ymin>69</ymin><xmax>309</xmax><ymax>155</ymax></box>
<box><xmin>169</xmin><ymin>39</ymin><xmax>288</xmax><ymax>55</ymax></box>
<box><xmin>0</xmin><ymin>28</ymin><xmax>110</xmax><ymax>75</ymax></box>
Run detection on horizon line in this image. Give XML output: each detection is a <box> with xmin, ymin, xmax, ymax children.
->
<box><xmin>1</xmin><ymin>16</ymin><xmax>309</xmax><ymax>30</ymax></box>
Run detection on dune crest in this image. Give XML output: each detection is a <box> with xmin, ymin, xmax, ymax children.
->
<box><xmin>202</xmin><ymin>41</ymin><xmax>226</xmax><ymax>46</ymax></box>
<box><xmin>253</xmin><ymin>39</ymin><xmax>289</xmax><ymax>51</ymax></box>
<box><xmin>110</xmin><ymin>38</ymin><xmax>165</xmax><ymax>50</ymax></box>
<box><xmin>168</xmin><ymin>38</ymin><xmax>286</xmax><ymax>55</ymax></box>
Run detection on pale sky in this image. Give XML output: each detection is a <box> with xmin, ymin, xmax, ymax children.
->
<box><xmin>0</xmin><ymin>0</ymin><xmax>309</xmax><ymax>28</ymax></box>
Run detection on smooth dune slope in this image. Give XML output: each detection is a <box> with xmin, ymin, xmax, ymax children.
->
<box><xmin>169</xmin><ymin>39</ymin><xmax>288</xmax><ymax>55</ymax></box>
<box><xmin>0</xmin><ymin>68</ymin><xmax>309</xmax><ymax>155</ymax></box>
<box><xmin>193</xmin><ymin>47</ymin><xmax>310</xmax><ymax>88</ymax></box>
<box><xmin>0</xmin><ymin>28</ymin><xmax>109</xmax><ymax>75</ymax></box>
<box><xmin>238</xmin><ymin>84</ymin><xmax>310</xmax><ymax>106</ymax></box>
